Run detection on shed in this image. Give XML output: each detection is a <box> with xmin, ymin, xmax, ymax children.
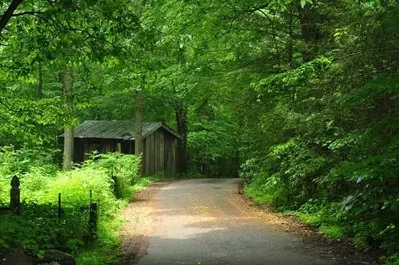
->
<box><xmin>60</xmin><ymin>120</ymin><xmax>182</xmax><ymax>176</ymax></box>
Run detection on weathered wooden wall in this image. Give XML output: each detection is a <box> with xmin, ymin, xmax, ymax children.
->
<box><xmin>142</xmin><ymin>128</ymin><xmax>178</xmax><ymax>176</ymax></box>
<box><xmin>72</xmin><ymin>128</ymin><xmax>180</xmax><ymax>176</ymax></box>
<box><xmin>74</xmin><ymin>138</ymin><xmax>134</xmax><ymax>163</ymax></box>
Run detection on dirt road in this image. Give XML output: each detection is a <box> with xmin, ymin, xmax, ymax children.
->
<box><xmin>120</xmin><ymin>178</ymin><xmax>379</xmax><ymax>265</ymax></box>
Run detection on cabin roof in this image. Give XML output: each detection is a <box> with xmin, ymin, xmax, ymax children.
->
<box><xmin>60</xmin><ymin>120</ymin><xmax>182</xmax><ymax>140</ymax></box>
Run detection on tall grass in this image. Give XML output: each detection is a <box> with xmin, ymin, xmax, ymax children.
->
<box><xmin>0</xmin><ymin>146</ymin><xmax>142</xmax><ymax>264</ymax></box>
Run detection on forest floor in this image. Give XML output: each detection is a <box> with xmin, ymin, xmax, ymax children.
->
<box><xmin>118</xmin><ymin>178</ymin><xmax>381</xmax><ymax>265</ymax></box>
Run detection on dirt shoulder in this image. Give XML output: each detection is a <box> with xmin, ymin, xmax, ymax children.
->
<box><xmin>118</xmin><ymin>181</ymin><xmax>171</xmax><ymax>265</ymax></box>
<box><xmin>235</xmin><ymin>184</ymin><xmax>382</xmax><ymax>265</ymax></box>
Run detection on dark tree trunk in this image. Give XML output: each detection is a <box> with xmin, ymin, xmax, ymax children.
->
<box><xmin>62</xmin><ymin>67</ymin><xmax>74</xmax><ymax>171</ymax></box>
<box><xmin>37</xmin><ymin>61</ymin><xmax>43</xmax><ymax>99</ymax></box>
<box><xmin>176</xmin><ymin>105</ymin><xmax>188</xmax><ymax>174</ymax></box>
<box><xmin>0</xmin><ymin>0</ymin><xmax>23</xmax><ymax>35</ymax></box>
<box><xmin>287</xmin><ymin>5</ymin><xmax>294</xmax><ymax>68</ymax></box>
<box><xmin>135</xmin><ymin>89</ymin><xmax>143</xmax><ymax>155</ymax></box>
<box><xmin>297</xmin><ymin>0</ymin><xmax>320</xmax><ymax>62</ymax></box>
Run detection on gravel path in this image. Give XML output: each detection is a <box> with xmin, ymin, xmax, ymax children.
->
<box><xmin>119</xmin><ymin>178</ymin><xmax>379</xmax><ymax>265</ymax></box>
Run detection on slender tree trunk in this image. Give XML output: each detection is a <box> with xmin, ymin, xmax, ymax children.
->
<box><xmin>176</xmin><ymin>105</ymin><xmax>188</xmax><ymax>174</ymax></box>
<box><xmin>287</xmin><ymin>6</ymin><xmax>294</xmax><ymax>68</ymax></box>
<box><xmin>135</xmin><ymin>88</ymin><xmax>143</xmax><ymax>155</ymax></box>
<box><xmin>37</xmin><ymin>61</ymin><xmax>43</xmax><ymax>99</ymax></box>
<box><xmin>62</xmin><ymin>67</ymin><xmax>74</xmax><ymax>171</ymax></box>
<box><xmin>174</xmin><ymin>42</ymin><xmax>189</xmax><ymax>174</ymax></box>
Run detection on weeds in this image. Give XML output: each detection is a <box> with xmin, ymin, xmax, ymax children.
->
<box><xmin>0</xmin><ymin>147</ymin><xmax>142</xmax><ymax>264</ymax></box>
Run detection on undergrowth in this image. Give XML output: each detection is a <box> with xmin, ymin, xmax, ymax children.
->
<box><xmin>244</xmin><ymin>181</ymin><xmax>398</xmax><ymax>264</ymax></box>
<box><xmin>0</xmin><ymin>146</ymin><xmax>149</xmax><ymax>265</ymax></box>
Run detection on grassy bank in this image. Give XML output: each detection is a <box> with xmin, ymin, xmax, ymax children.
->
<box><xmin>76</xmin><ymin>177</ymin><xmax>157</xmax><ymax>265</ymax></box>
<box><xmin>243</xmin><ymin>183</ymin><xmax>398</xmax><ymax>265</ymax></box>
<box><xmin>0</xmin><ymin>147</ymin><xmax>147</xmax><ymax>265</ymax></box>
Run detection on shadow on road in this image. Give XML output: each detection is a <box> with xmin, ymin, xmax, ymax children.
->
<box><xmin>119</xmin><ymin>178</ymin><xmax>381</xmax><ymax>265</ymax></box>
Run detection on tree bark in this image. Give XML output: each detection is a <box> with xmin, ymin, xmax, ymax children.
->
<box><xmin>135</xmin><ymin>88</ymin><xmax>143</xmax><ymax>155</ymax></box>
<box><xmin>287</xmin><ymin>5</ymin><xmax>294</xmax><ymax>68</ymax></box>
<box><xmin>297</xmin><ymin>0</ymin><xmax>320</xmax><ymax>62</ymax></box>
<box><xmin>176</xmin><ymin>105</ymin><xmax>188</xmax><ymax>174</ymax></box>
<box><xmin>0</xmin><ymin>0</ymin><xmax>23</xmax><ymax>35</ymax></box>
<box><xmin>62</xmin><ymin>67</ymin><xmax>74</xmax><ymax>171</ymax></box>
<box><xmin>37</xmin><ymin>61</ymin><xmax>43</xmax><ymax>99</ymax></box>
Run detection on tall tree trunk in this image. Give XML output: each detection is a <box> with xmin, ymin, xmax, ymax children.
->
<box><xmin>297</xmin><ymin>0</ymin><xmax>320</xmax><ymax>62</ymax></box>
<box><xmin>175</xmin><ymin>42</ymin><xmax>189</xmax><ymax>174</ymax></box>
<box><xmin>287</xmin><ymin>5</ymin><xmax>294</xmax><ymax>68</ymax></box>
<box><xmin>37</xmin><ymin>61</ymin><xmax>43</xmax><ymax>99</ymax></box>
<box><xmin>135</xmin><ymin>88</ymin><xmax>143</xmax><ymax>155</ymax></box>
<box><xmin>62</xmin><ymin>67</ymin><xmax>74</xmax><ymax>171</ymax></box>
<box><xmin>176</xmin><ymin>105</ymin><xmax>188</xmax><ymax>174</ymax></box>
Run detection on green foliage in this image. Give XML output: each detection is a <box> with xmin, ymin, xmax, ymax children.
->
<box><xmin>319</xmin><ymin>225</ymin><xmax>345</xmax><ymax>240</ymax></box>
<box><xmin>236</xmin><ymin>0</ymin><xmax>399</xmax><ymax>261</ymax></box>
<box><xmin>0</xmin><ymin>146</ymin><xmax>58</xmax><ymax>205</ymax></box>
<box><xmin>1</xmin><ymin>0</ymin><xmax>399</xmax><ymax>263</ymax></box>
<box><xmin>188</xmin><ymin>105</ymin><xmax>238</xmax><ymax>177</ymax></box>
<box><xmin>243</xmin><ymin>185</ymin><xmax>274</xmax><ymax>205</ymax></box>
<box><xmin>385</xmin><ymin>253</ymin><xmax>399</xmax><ymax>265</ymax></box>
<box><xmin>83</xmin><ymin>152</ymin><xmax>142</xmax><ymax>200</ymax></box>
<box><xmin>0</xmin><ymin>147</ymin><xmax>141</xmax><ymax>264</ymax></box>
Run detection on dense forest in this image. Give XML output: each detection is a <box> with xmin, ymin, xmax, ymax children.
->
<box><xmin>0</xmin><ymin>0</ymin><xmax>398</xmax><ymax>264</ymax></box>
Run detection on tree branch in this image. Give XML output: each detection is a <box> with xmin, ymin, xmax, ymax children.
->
<box><xmin>9</xmin><ymin>11</ymin><xmax>43</xmax><ymax>17</ymax></box>
<box><xmin>0</xmin><ymin>0</ymin><xmax>24</xmax><ymax>35</ymax></box>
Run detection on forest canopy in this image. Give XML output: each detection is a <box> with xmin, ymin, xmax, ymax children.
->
<box><xmin>0</xmin><ymin>0</ymin><xmax>398</xmax><ymax>264</ymax></box>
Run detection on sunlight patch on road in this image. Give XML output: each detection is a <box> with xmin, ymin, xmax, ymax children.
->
<box><xmin>153</xmin><ymin>214</ymin><xmax>227</xmax><ymax>239</ymax></box>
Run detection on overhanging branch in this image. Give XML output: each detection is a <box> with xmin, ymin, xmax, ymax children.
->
<box><xmin>0</xmin><ymin>0</ymin><xmax>24</xmax><ymax>35</ymax></box>
<box><xmin>8</xmin><ymin>11</ymin><xmax>43</xmax><ymax>17</ymax></box>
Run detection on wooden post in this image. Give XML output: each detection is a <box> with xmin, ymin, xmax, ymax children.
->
<box><xmin>10</xmin><ymin>176</ymin><xmax>20</xmax><ymax>215</ymax></box>
<box><xmin>112</xmin><ymin>176</ymin><xmax>122</xmax><ymax>198</ymax></box>
<box><xmin>58</xmin><ymin>193</ymin><xmax>62</xmax><ymax>219</ymax></box>
<box><xmin>88</xmin><ymin>202</ymin><xmax>98</xmax><ymax>239</ymax></box>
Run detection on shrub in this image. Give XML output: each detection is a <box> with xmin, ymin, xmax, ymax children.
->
<box><xmin>82</xmin><ymin>152</ymin><xmax>141</xmax><ymax>200</ymax></box>
<box><xmin>0</xmin><ymin>146</ymin><xmax>142</xmax><ymax>264</ymax></box>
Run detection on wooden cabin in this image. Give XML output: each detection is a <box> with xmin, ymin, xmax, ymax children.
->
<box><xmin>60</xmin><ymin>120</ymin><xmax>182</xmax><ymax>176</ymax></box>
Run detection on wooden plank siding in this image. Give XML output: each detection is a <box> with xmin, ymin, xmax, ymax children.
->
<box><xmin>155</xmin><ymin>131</ymin><xmax>159</xmax><ymax>174</ymax></box>
<box><xmin>151</xmin><ymin>133</ymin><xmax>155</xmax><ymax>174</ymax></box>
<box><xmin>140</xmin><ymin>128</ymin><xmax>178</xmax><ymax>176</ymax></box>
<box><xmin>160</xmin><ymin>132</ymin><xmax>165</xmax><ymax>173</ymax></box>
<box><xmin>145</xmin><ymin>137</ymin><xmax>150</xmax><ymax>175</ymax></box>
<box><xmin>162</xmin><ymin>132</ymin><xmax>178</xmax><ymax>176</ymax></box>
<box><xmin>71</xmin><ymin>126</ymin><xmax>180</xmax><ymax>177</ymax></box>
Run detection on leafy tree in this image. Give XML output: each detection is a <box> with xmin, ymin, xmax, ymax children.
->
<box><xmin>1</xmin><ymin>0</ymin><xmax>398</xmax><ymax>262</ymax></box>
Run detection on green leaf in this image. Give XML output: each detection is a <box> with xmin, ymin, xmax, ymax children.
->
<box><xmin>300</xmin><ymin>0</ymin><xmax>312</xmax><ymax>8</ymax></box>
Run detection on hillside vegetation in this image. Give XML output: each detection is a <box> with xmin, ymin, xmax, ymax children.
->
<box><xmin>0</xmin><ymin>0</ymin><xmax>398</xmax><ymax>264</ymax></box>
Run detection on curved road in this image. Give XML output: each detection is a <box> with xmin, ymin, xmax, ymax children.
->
<box><xmin>121</xmin><ymin>178</ymin><xmax>376</xmax><ymax>265</ymax></box>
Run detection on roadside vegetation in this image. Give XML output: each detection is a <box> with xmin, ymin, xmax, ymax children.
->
<box><xmin>0</xmin><ymin>0</ymin><xmax>398</xmax><ymax>264</ymax></box>
<box><xmin>0</xmin><ymin>147</ymin><xmax>143</xmax><ymax>264</ymax></box>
